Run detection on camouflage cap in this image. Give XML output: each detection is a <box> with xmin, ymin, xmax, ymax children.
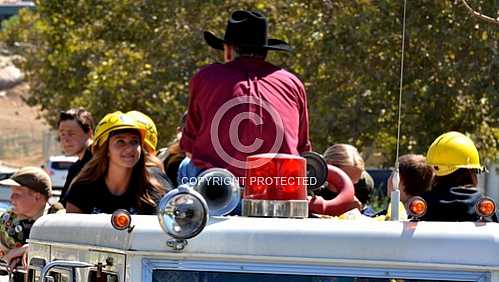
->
<box><xmin>0</xmin><ymin>166</ymin><xmax>52</xmax><ymax>197</ymax></box>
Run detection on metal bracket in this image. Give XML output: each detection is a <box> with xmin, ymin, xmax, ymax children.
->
<box><xmin>166</xmin><ymin>239</ymin><xmax>188</xmax><ymax>251</ymax></box>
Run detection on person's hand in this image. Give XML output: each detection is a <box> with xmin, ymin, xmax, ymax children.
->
<box><xmin>7</xmin><ymin>256</ymin><xmax>21</xmax><ymax>273</ymax></box>
<box><xmin>351</xmin><ymin>196</ymin><xmax>362</xmax><ymax>211</ymax></box>
<box><xmin>4</xmin><ymin>245</ymin><xmax>28</xmax><ymax>273</ymax></box>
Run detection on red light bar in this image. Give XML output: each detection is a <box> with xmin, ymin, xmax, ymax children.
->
<box><xmin>244</xmin><ymin>154</ymin><xmax>307</xmax><ymax>201</ymax></box>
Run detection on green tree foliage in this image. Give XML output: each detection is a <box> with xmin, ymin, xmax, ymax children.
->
<box><xmin>1</xmin><ymin>0</ymin><xmax>498</xmax><ymax>164</ymax></box>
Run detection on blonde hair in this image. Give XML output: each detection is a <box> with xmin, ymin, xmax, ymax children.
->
<box><xmin>323</xmin><ymin>144</ymin><xmax>364</xmax><ymax>170</ymax></box>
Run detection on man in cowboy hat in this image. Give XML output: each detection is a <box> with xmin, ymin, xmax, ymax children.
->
<box><xmin>180</xmin><ymin>10</ymin><xmax>311</xmax><ymax>178</ymax></box>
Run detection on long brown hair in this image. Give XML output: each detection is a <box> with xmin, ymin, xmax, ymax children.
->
<box><xmin>71</xmin><ymin>138</ymin><xmax>165</xmax><ymax>210</ymax></box>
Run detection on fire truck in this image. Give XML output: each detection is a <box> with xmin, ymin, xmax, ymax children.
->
<box><xmin>20</xmin><ymin>153</ymin><xmax>499</xmax><ymax>282</ymax></box>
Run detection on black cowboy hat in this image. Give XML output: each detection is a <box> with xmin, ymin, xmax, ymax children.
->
<box><xmin>204</xmin><ymin>10</ymin><xmax>292</xmax><ymax>52</ymax></box>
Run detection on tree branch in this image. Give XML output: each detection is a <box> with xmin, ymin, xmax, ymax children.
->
<box><xmin>461</xmin><ymin>0</ymin><xmax>499</xmax><ymax>26</ymax></box>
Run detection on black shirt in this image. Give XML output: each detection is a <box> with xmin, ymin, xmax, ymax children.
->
<box><xmin>60</xmin><ymin>148</ymin><xmax>93</xmax><ymax>205</ymax></box>
<box><xmin>164</xmin><ymin>152</ymin><xmax>185</xmax><ymax>187</ymax></box>
<box><xmin>65</xmin><ymin>178</ymin><xmax>157</xmax><ymax>215</ymax></box>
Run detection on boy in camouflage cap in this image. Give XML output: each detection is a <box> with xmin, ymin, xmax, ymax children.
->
<box><xmin>0</xmin><ymin>166</ymin><xmax>52</xmax><ymax>272</ymax></box>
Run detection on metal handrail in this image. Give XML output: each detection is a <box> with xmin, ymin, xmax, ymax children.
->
<box><xmin>0</xmin><ymin>260</ymin><xmax>28</xmax><ymax>274</ymax></box>
<box><xmin>40</xmin><ymin>260</ymin><xmax>93</xmax><ymax>282</ymax></box>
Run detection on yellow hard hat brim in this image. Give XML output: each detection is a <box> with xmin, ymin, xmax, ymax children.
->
<box><xmin>432</xmin><ymin>164</ymin><xmax>484</xmax><ymax>176</ymax></box>
<box><xmin>92</xmin><ymin>125</ymin><xmax>146</xmax><ymax>152</ymax></box>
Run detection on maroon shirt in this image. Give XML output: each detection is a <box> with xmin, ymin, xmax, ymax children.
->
<box><xmin>181</xmin><ymin>57</ymin><xmax>311</xmax><ymax>177</ymax></box>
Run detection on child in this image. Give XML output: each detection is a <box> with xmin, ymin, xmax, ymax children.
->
<box><xmin>379</xmin><ymin>154</ymin><xmax>433</xmax><ymax>220</ymax></box>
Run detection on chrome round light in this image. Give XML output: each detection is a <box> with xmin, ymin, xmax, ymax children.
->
<box><xmin>158</xmin><ymin>185</ymin><xmax>208</xmax><ymax>239</ymax></box>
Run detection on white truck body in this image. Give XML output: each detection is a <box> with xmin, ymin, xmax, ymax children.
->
<box><xmin>27</xmin><ymin>214</ymin><xmax>499</xmax><ymax>282</ymax></box>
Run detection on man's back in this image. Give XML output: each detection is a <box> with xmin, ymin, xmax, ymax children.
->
<box><xmin>181</xmin><ymin>57</ymin><xmax>311</xmax><ymax>177</ymax></box>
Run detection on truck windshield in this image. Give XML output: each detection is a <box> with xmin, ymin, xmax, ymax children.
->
<box><xmin>152</xmin><ymin>270</ymin><xmax>469</xmax><ymax>282</ymax></box>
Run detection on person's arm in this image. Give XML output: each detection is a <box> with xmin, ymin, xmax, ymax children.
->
<box><xmin>296</xmin><ymin>79</ymin><xmax>312</xmax><ymax>153</ymax></box>
<box><xmin>4</xmin><ymin>244</ymin><xmax>28</xmax><ymax>273</ymax></box>
<box><xmin>65</xmin><ymin>202</ymin><xmax>83</xmax><ymax>213</ymax></box>
<box><xmin>180</xmin><ymin>72</ymin><xmax>202</xmax><ymax>156</ymax></box>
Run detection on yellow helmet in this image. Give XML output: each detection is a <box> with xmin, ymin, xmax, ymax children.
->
<box><xmin>426</xmin><ymin>131</ymin><xmax>482</xmax><ymax>176</ymax></box>
<box><xmin>126</xmin><ymin>110</ymin><xmax>158</xmax><ymax>153</ymax></box>
<box><xmin>93</xmin><ymin>111</ymin><xmax>146</xmax><ymax>151</ymax></box>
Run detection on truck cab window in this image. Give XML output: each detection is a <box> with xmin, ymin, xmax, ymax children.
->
<box><xmin>152</xmin><ymin>270</ymin><xmax>469</xmax><ymax>282</ymax></box>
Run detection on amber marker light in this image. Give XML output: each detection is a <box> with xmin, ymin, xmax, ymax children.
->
<box><xmin>475</xmin><ymin>197</ymin><xmax>496</xmax><ymax>218</ymax></box>
<box><xmin>406</xmin><ymin>196</ymin><xmax>427</xmax><ymax>219</ymax></box>
<box><xmin>111</xmin><ymin>209</ymin><xmax>132</xmax><ymax>231</ymax></box>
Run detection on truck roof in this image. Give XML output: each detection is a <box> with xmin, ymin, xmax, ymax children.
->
<box><xmin>30</xmin><ymin>214</ymin><xmax>499</xmax><ymax>269</ymax></box>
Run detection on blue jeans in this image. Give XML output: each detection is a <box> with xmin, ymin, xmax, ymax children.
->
<box><xmin>177</xmin><ymin>157</ymin><xmax>203</xmax><ymax>186</ymax></box>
